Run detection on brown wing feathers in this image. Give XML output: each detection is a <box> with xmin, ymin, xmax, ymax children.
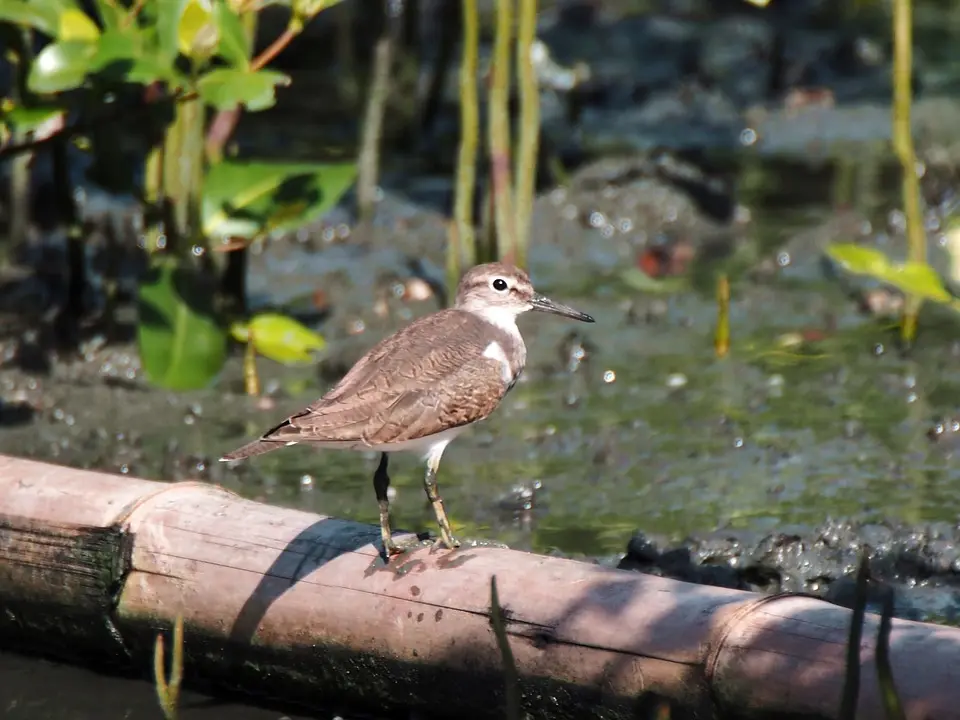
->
<box><xmin>220</xmin><ymin>310</ymin><xmax>511</xmax><ymax>461</ymax></box>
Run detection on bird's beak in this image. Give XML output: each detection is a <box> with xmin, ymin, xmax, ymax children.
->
<box><xmin>530</xmin><ymin>293</ymin><xmax>595</xmax><ymax>323</ymax></box>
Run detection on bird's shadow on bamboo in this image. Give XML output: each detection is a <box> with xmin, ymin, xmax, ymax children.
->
<box><xmin>227</xmin><ymin>517</ymin><xmax>382</xmax><ymax>647</ymax></box>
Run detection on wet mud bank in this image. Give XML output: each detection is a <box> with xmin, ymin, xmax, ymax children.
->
<box><xmin>618</xmin><ymin>518</ymin><xmax>960</xmax><ymax>624</ymax></box>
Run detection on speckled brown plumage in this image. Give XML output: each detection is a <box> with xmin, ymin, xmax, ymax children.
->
<box><xmin>221</xmin><ymin>309</ymin><xmax>523</xmax><ymax>459</ymax></box>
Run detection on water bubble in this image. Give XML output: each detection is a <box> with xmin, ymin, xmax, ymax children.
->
<box><xmin>602</xmin><ymin>370</ymin><xmax>616</xmax><ymax>383</ymax></box>
<box><xmin>873</xmin><ymin>343</ymin><xmax>885</xmax><ymax>356</ymax></box>
<box><xmin>733</xmin><ymin>437</ymin><xmax>744</xmax><ymax>448</ymax></box>
<box><xmin>300</xmin><ymin>474</ymin><xmax>314</xmax><ymax>488</ymax></box>
<box><xmin>156</xmin><ymin>234</ymin><xmax>167</xmax><ymax>250</ymax></box>
<box><xmin>588</xmin><ymin>211</ymin><xmax>606</xmax><ymax>228</ymax></box>
<box><xmin>191</xmin><ymin>245</ymin><xmax>205</xmax><ymax>257</ymax></box>
<box><xmin>777</xmin><ymin>252</ymin><xmax>791</xmax><ymax>267</ymax></box>
<box><xmin>739</xmin><ymin>128</ymin><xmax>758</xmax><ymax>146</ymax></box>
<box><xmin>906</xmin><ymin>392</ymin><xmax>918</xmax><ymax>404</ymax></box>
<box><xmin>618</xmin><ymin>218</ymin><xmax>634</xmax><ymax>233</ymax></box>
<box><xmin>600</xmin><ymin>224</ymin><xmax>615</xmax><ymax>238</ymax></box>
<box><xmin>666</xmin><ymin>373</ymin><xmax>687</xmax><ymax>389</ymax></box>
<box><xmin>322</xmin><ymin>227</ymin><xmax>336</xmax><ymax>243</ymax></box>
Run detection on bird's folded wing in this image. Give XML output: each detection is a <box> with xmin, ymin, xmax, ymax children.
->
<box><xmin>261</xmin><ymin>312</ymin><xmax>510</xmax><ymax>445</ymax></box>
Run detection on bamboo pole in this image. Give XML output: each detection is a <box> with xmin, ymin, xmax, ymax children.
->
<box><xmin>0</xmin><ymin>454</ymin><xmax>959</xmax><ymax>719</ymax></box>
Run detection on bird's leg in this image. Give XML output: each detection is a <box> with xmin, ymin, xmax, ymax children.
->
<box><xmin>423</xmin><ymin>451</ymin><xmax>460</xmax><ymax>550</ymax></box>
<box><xmin>373</xmin><ymin>453</ymin><xmax>422</xmax><ymax>556</ymax></box>
<box><xmin>373</xmin><ymin>453</ymin><xmax>401</xmax><ymax>555</ymax></box>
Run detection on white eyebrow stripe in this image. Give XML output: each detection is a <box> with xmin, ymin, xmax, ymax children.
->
<box><xmin>482</xmin><ymin>341</ymin><xmax>514</xmax><ymax>385</ymax></box>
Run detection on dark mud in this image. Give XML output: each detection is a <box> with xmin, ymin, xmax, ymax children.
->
<box><xmin>618</xmin><ymin>518</ymin><xmax>960</xmax><ymax>624</ymax></box>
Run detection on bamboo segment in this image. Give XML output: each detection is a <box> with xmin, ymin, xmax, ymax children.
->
<box><xmin>0</xmin><ymin>454</ymin><xmax>958</xmax><ymax>719</ymax></box>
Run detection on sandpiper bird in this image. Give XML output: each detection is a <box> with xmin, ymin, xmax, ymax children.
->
<box><xmin>220</xmin><ymin>262</ymin><xmax>594</xmax><ymax>554</ymax></box>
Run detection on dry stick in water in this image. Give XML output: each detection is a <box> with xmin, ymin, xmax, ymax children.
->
<box><xmin>489</xmin><ymin>576</ymin><xmax>521</xmax><ymax>720</ymax></box>
<box><xmin>356</xmin><ymin>3</ymin><xmax>399</xmax><ymax>224</ymax></box>
<box><xmin>154</xmin><ymin>614</ymin><xmax>185</xmax><ymax>720</ymax></box>
<box><xmin>892</xmin><ymin>0</ymin><xmax>925</xmax><ymax>346</ymax></box>
<box><xmin>449</xmin><ymin>0</ymin><xmax>480</xmax><ymax>299</ymax></box>
<box><xmin>513</xmin><ymin>0</ymin><xmax>539</xmax><ymax>270</ymax></box>
<box><xmin>489</xmin><ymin>0</ymin><xmax>517</xmax><ymax>263</ymax></box>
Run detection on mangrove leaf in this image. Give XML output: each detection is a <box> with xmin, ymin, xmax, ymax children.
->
<box><xmin>196</xmin><ymin>68</ymin><xmax>289</xmax><ymax>111</ymax></box>
<box><xmin>58</xmin><ymin>6</ymin><xmax>100</xmax><ymax>42</ymax></box>
<box><xmin>0</xmin><ymin>0</ymin><xmax>64</xmax><ymax>36</ymax></box>
<box><xmin>202</xmin><ymin>160</ymin><xmax>357</xmax><ymax>240</ymax></box>
<box><xmin>230</xmin><ymin>313</ymin><xmax>326</xmax><ymax>365</ymax></box>
<box><xmin>138</xmin><ymin>257</ymin><xmax>227</xmax><ymax>391</ymax></box>
<box><xmin>91</xmin><ymin>0</ymin><xmax>123</xmax><ymax>31</ymax></box>
<box><xmin>177</xmin><ymin>0</ymin><xmax>218</xmax><ymax>59</ymax></box>
<box><xmin>213</xmin><ymin>0</ymin><xmax>250</xmax><ymax>69</ymax></box>
<box><xmin>27</xmin><ymin>40</ymin><xmax>97</xmax><ymax>93</ymax></box>
<box><xmin>826</xmin><ymin>243</ymin><xmax>953</xmax><ymax>305</ymax></box>
<box><xmin>153</xmin><ymin>0</ymin><xmax>190</xmax><ymax>61</ymax></box>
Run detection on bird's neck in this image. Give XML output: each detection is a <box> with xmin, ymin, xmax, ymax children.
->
<box><xmin>467</xmin><ymin>306</ymin><xmax>527</xmax><ymax>386</ymax></box>
<box><xmin>469</xmin><ymin>306</ymin><xmax>523</xmax><ymax>343</ymax></box>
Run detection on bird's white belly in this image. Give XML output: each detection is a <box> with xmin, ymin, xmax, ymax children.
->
<box><xmin>301</xmin><ymin>425</ymin><xmax>468</xmax><ymax>460</ymax></box>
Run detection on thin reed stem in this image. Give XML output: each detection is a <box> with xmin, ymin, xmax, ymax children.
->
<box><xmin>514</xmin><ymin>0</ymin><xmax>539</xmax><ymax>270</ymax></box>
<box><xmin>451</xmin><ymin>0</ymin><xmax>479</xmax><ymax>294</ymax></box>
<box><xmin>892</xmin><ymin>0</ymin><xmax>924</xmax><ymax>346</ymax></box>
<box><xmin>489</xmin><ymin>0</ymin><xmax>516</xmax><ymax>263</ymax></box>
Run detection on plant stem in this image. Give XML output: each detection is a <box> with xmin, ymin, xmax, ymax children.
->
<box><xmin>451</xmin><ymin>0</ymin><xmax>479</xmax><ymax>295</ymax></box>
<box><xmin>489</xmin><ymin>0</ymin><xmax>516</xmax><ymax>263</ymax></box>
<box><xmin>892</xmin><ymin>0</ymin><xmax>924</xmax><ymax>346</ymax></box>
<box><xmin>356</xmin><ymin>2</ymin><xmax>398</xmax><ymax>224</ymax></box>
<box><xmin>514</xmin><ymin>0</ymin><xmax>539</xmax><ymax>270</ymax></box>
<box><xmin>715</xmin><ymin>273</ymin><xmax>730</xmax><ymax>358</ymax></box>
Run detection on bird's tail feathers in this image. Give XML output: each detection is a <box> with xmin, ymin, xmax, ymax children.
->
<box><xmin>219</xmin><ymin>438</ymin><xmax>285</xmax><ymax>462</ymax></box>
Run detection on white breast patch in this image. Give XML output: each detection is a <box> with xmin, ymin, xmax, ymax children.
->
<box><xmin>482</xmin><ymin>341</ymin><xmax>515</xmax><ymax>385</ymax></box>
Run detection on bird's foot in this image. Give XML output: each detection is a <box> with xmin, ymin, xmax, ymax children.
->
<box><xmin>382</xmin><ymin>534</ymin><xmax>426</xmax><ymax>557</ymax></box>
<box><xmin>431</xmin><ymin>527</ymin><xmax>461</xmax><ymax>551</ymax></box>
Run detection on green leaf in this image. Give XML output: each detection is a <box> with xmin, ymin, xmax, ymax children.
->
<box><xmin>196</xmin><ymin>68</ymin><xmax>289</xmax><ymax>111</ymax></box>
<box><xmin>213</xmin><ymin>0</ymin><xmax>250</xmax><ymax>69</ymax></box>
<box><xmin>826</xmin><ymin>243</ymin><xmax>954</xmax><ymax>305</ymax></box>
<box><xmin>153</xmin><ymin>0</ymin><xmax>190</xmax><ymax>60</ymax></box>
<box><xmin>0</xmin><ymin>0</ymin><xmax>63</xmax><ymax>36</ymax></box>
<box><xmin>137</xmin><ymin>257</ymin><xmax>227</xmax><ymax>391</ymax></box>
<box><xmin>177</xmin><ymin>0</ymin><xmax>218</xmax><ymax>59</ymax></box>
<box><xmin>884</xmin><ymin>261</ymin><xmax>953</xmax><ymax>304</ymax></box>
<box><xmin>92</xmin><ymin>0</ymin><xmax>124</xmax><ymax>31</ymax></box>
<box><xmin>90</xmin><ymin>28</ymin><xmax>174</xmax><ymax>84</ymax></box>
<box><xmin>202</xmin><ymin>159</ymin><xmax>357</xmax><ymax>240</ymax></box>
<box><xmin>27</xmin><ymin>40</ymin><xmax>96</xmax><ymax>93</ymax></box>
<box><xmin>231</xmin><ymin>313</ymin><xmax>326</xmax><ymax>365</ymax></box>
<box><xmin>58</xmin><ymin>7</ymin><xmax>100</xmax><ymax>42</ymax></box>
<box><xmin>825</xmin><ymin>243</ymin><xmax>892</xmax><ymax>277</ymax></box>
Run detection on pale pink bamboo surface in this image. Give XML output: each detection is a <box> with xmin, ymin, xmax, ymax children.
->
<box><xmin>0</xmin><ymin>453</ymin><xmax>958</xmax><ymax>719</ymax></box>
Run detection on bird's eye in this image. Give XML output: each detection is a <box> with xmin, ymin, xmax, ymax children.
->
<box><xmin>492</xmin><ymin>278</ymin><xmax>508</xmax><ymax>292</ymax></box>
